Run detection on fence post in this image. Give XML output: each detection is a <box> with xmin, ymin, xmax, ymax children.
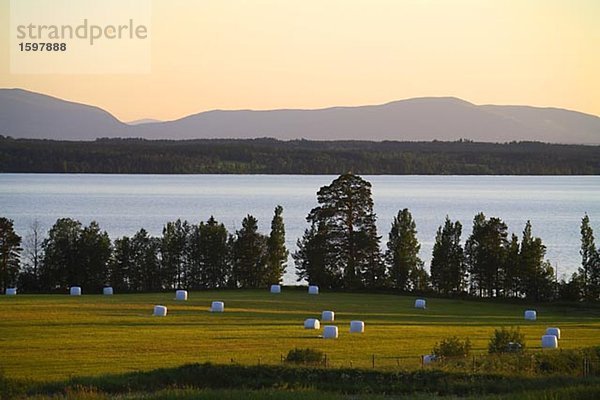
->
<box><xmin>324</xmin><ymin>354</ymin><xmax>328</xmax><ymax>368</ymax></box>
<box><xmin>472</xmin><ymin>355</ymin><xmax>476</xmax><ymax>373</ymax></box>
<box><xmin>372</xmin><ymin>354</ymin><xmax>375</xmax><ymax>368</ymax></box>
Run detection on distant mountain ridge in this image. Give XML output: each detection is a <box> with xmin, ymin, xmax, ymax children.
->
<box><xmin>1</xmin><ymin>88</ymin><xmax>599</xmax><ymax>144</ymax></box>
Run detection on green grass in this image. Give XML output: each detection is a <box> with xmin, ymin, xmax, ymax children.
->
<box><xmin>1</xmin><ymin>289</ymin><xmax>599</xmax><ymax>382</ymax></box>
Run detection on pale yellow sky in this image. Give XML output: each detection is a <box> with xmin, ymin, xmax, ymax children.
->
<box><xmin>1</xmin><ymin>0</ymin><xmax>599</xmax><ymax>122</ymax></box>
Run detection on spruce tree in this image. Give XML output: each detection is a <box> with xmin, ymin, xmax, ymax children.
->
<box><xmin>232</xmin><ymin>215</ymin><xmax>268</xmax><ymax>288</ymax></box>
<box><xmin>0</xmin><ymin>217</ymin><xmax>22</xmax><ymax>292</ymax></box>
<box><xmin>188</xmin><ymin>216</ymin><xmax>230</xmax><ymax>289</ymax></box>
<box><xmin>266</xmin><ymin>205</ymin><xmax>288</xmax><ymax>284</ymax></box>
<box><xmin>386</xmin><ymin>209</ymin><xmax>422</xmax><ymax>291</ymax></box>
<box><xmin>430</xmin><ymin>217</ymin><xmax>465</xmax><ymax>294</ymax></box>
<box><xmin>518</xmin><ymin>221</ymin><xmax>554</xmax><ymax>300</ymax></box>
<box><xmin>580</xmin><ymin>214</ymin><xmax>600</xmax><ymax>300</ymax></box>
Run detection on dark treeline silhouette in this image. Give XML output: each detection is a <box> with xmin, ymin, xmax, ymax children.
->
<box><xmin>0</xmin><ymin>208</ymin><xmax>288</xmax><ymax>294</ymax></box>
<box><xmin>1</xmin><ymin>136</ymin><xmax>600</xmax><ymax>174</ymax></box>
<box><xmin>1</xmin><ymin>174</ymin><xmax>599</xmax><ymax>301</ymax></box>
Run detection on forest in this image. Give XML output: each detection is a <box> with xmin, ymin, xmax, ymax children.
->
<box><xmin>1</xmin><ymin>136</ymin><xmax>599</xmax><ymax>174</ymax></box>
<box><xmin>1</xmin><ymin>173</ymin><xmax>598</xmax><ymax>302</ymax></box>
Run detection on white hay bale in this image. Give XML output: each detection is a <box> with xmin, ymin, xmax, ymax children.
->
<box><xmin>153</xmin><ymin>305</ymin><xmax>167</xmax><ymax>317</ymax></box>
<box><xmin>423</xmin><ymin>354</ymin><xmax>436</xmax><ymax>364</ymax></box>
<box><xmin>70</xmin><ymin>286</ymin><xmax>82</xmax><ymax>296</ymax></box>
<box><xmin>103</xmin><ymin>287</ymin><xmax>113</xmax><ymax>295</ymax></box>
<box><xmin>270</xmin><ymin>284</ymin><xmax>281</xmax><ymax>294</ymax></box>
<box><xmin>323</xmin><ymin>325</ymin><xmax>338</xmax><ymax>339</ymax></box>
<box><xmin>545</xmin><ymin>327</ymin><xmax>561</xmax><ymax>339</ymax></box>
<box><xmin>175</xmin><ymin>290</ymin><xmax>188</xmax><ymax>301</ymax></box>
<box><xmin>308</xmin><ymin>285</ymin><xmax>319</xmax><ymax>295</ymax></box>
<box><xmin>304</xmin><ymin>318</ymin><xmax>320</xmax><ymax>329</ymax></box>
<box><xmin>415</xmin><ymin>299</ymin><xmax>426</xmax><ymax>309</ymax></box>
<box><xmin>350</xmin><ymin>320</ymin><xmax>365</xmax><ymax>333</ymax></box>
<box><xmin>524</xmin><ymin>310</ymin><xmax>537</xmax><ymax>320</ymax></box>
<box><xmin>322</xmin><ymin>310</ymin><xmax>335</xmax><ymax>322</ymax></box>
<box><xmin>211</xmin><ymin>301</ymin><xmax>224</xmax><ymax>312</ymax></box>
<box><xmin>541</xmin><ymin>334</ymin><xmax>558</xmax><ymax>348</ymax></box>
<box><xmin>5</xmin><ymin>288</ymin><xmax>17</xmax><ymax>296</ymax></box>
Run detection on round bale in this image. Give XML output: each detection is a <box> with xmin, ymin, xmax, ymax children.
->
<box><xmin>103</xmin><ymin>287</ymin><xmax>113</xmax><ymax>295</ymax></box>
<box><xmin>304</xmin><ymin>318</ymin><xmax>320</xmax><ymax>329</ymax></box>
<box><xmin>322</xmin><ymin>310</ymin><xmax>335</xmax><ymax>322</ymax></box>
<box><xmin>153</xmin><ymin>305</ymin><xmax>167</xmax><ymax>317</ymax></box>
<box><xmin>524</xmin><ymin>310</ymin><xmax>537</xmax><ymax>321</ymax></box>
<box><xmin>70</xmin><ymin>286</ymin><xmax>82</xmax><ymax>296</ymax></box>
<box><xmin>350</xmin><ymin>320</ymin><xmax>365</xmax><ymax>333</ymax></box>
<box><xmin>211</xmin><ymin>301</ymin><xmax>225</xmax><ymax>312</ymax></box>
<box><xmin>270</xmin><ymin>284</ymin><xmax>281</xmax><ymax>294</ymax></box>
<box><xmin>308</xmin><ymin>285</ymin><xmax>319</xmax><ymax>295</ymax></box>
<box><xmin>541</xmin><ymin>334</ymin><xmax>558</xmax><ymax>348</ymax></box>
<box><xmin>323</xmin><ymin>325</ymin><xmax>338</xmax><ymax>339</ymax></box>
<box><xmin>415</xmin><ymin>299</ymin><xmax>426</xmax><ymax>309</ymax></box>
<box><xmin>175</xmin><ymin>290</ymin><xmax>188</xmax><ymax>301</ymax></box>
<box><xmin>5</xmin><ymin>288</ymin><xmax>17</xmax><ymax>296</ymax></box>
<box><xmin>545</xmin><ymin>327</ymin><xmax>561</xmax><ymax>339</ymax></box>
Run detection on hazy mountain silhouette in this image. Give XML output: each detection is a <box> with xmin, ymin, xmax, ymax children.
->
<box><xmin>1</xmin><ymin>88</ymin><xmax>599</xmax><ymax>144</ymax></box>
<box><xmin>0</xmin><ymin>88</ymin><xmax>130</xmax><ymax>140</ymax></box>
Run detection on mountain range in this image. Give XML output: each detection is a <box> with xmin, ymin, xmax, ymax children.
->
<box><xmin>1</xmin><ymin>88</ymin><xmax>599</xmax><ymax>144</ymax></box>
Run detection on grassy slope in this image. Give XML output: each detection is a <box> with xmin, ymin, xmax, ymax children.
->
<box><xmin>1</xmin><ymin>289</ymin><xmax>599</xmax><ymax>381</ymax></box>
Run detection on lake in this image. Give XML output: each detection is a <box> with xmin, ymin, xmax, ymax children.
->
<box><xmin>1</xmin><ymin>174</ymin><xmax>598</xmax><ymax>285</ymax></box>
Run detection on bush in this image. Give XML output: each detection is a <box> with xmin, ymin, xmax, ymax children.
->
<box><xmin>285</xmin><ymin>348</ymin><xmax>325</xmax><ymax>365</ymax></box>
<box><xmin>489</xmin><ymin>327</ymin><xmax>526</xmax><ymax>354</ymax></box>
<box><xmin>432</xmin><ymin>336</ymin><xmax>472</xmax><ymax>358</ymax></box>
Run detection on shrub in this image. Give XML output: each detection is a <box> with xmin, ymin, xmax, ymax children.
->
<box><xmin>285</xmin><ymin>348</ymin><xmax>325</xmax><ymax>365</ymax></box>
<box><xmin>488</xmin><ymin>327</ymin><xmax>526</xmax><ymax>354</ymax></box>
<box><xmin>432</xmin><ymin>336</ymin><xmax>472</xmax><ymax>358</ymax></box>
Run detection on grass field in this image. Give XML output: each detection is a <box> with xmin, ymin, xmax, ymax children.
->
<box><xmin>1</xmin><ymin>289</ymin><xmax>599</xmax><ymax>382</ymax></box>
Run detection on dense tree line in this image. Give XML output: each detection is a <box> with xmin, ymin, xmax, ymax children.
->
<box><xmin>1</xmin><ymin>174</ymin><xmax>599</xmax><ymax>301</ymax></box>
<box><xmin>2</xmin><ymin>208</ymin><xmax>288</xmax><ymax>293</ymax></box>
<box><xmin>293</xmin><ymin>174</ymin><xmax>600</xmax><ymax>301</ymax></box>
<box><xmin>1</xmin><ymin>136</ymin><xmax>600</xmax><ymax>175</ymax></box>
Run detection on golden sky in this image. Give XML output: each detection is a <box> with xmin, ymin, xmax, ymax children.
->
<box><xmin>1</xmin><ymin>0</ymin><xmax>599</xmax><ymax>122</ymax></box>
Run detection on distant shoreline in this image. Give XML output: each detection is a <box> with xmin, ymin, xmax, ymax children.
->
<box><xmin>1</xmin><ymin>137</ymin><xmax>599</xmax><ymax>175</ymax></box>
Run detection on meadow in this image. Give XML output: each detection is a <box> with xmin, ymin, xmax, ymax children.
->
<box><xmin>1</xmin><ymin>288</ymin><xmax>599</xmax><ymax>384</ymax></box>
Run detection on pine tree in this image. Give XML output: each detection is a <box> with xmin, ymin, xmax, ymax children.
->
<box><xmin>232</xmin><ymin>215</ymin><xmax>268</xmax><ymax>288</ymax></box>
<box><xmin>265</xmin><ymin>205</ymin><xmax>288</xmax><ymax>285</ymax></box>
<box><xmin>0</xmin><ymin>217</ymin><xmax>22</xmax><ymax>292</ymax></box>
<box><xmin>430</xmin><ymin>217</ymin><xmax>466</xmax><ymax>294</ymax></box>
<box><xmin>386</xmin><ymin>209</ymin><xmax>422</xmax><ymax>291</ymax></box>
<box><xmin>297</xmin><ymin>173</ymin><xmax>384</xmax><ymax>289</ymax></box>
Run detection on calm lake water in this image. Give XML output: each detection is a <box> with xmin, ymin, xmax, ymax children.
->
<box><xmin>1</xmin><ymin>174</ymin><xmax>598</xmax><ymax>284</ymax></box>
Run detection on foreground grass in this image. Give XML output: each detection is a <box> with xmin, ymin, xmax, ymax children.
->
<box><xmin>1</xmin><ymin>289</ymin><xmax>599</xmax><ymax>381</ymax></box>
<box><xmin>3</xmin><ymin>363</ymin><xmax>600</xmax><ymax>399</ymax></box>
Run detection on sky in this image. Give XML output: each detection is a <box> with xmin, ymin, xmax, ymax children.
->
<box><xmin>0</xmin><ymin>0</ymin><xmax>599</xmax><ymax>122</ymax></box>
